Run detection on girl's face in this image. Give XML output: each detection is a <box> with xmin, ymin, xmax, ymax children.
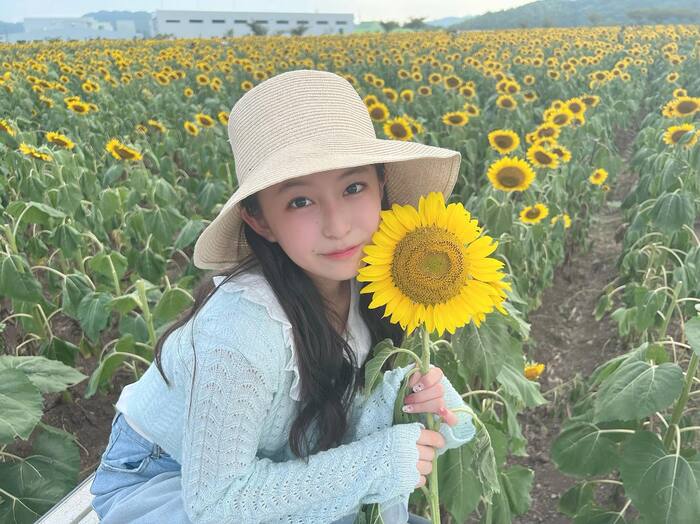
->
<box><xmin>240</xmin><ymin>164</ymin><xmax>386</xmax><ymax>294</ymax></box>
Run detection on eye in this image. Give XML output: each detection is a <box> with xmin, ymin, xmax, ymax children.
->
<box><xmin>345</xmin><ymin>182</ymin><xmax>366</xmax><ymax>195</ymax></box>
<box><xmin>288</xmin><ymin>197</ymin><xmax>311</xmax><ymax>209</ymax></box>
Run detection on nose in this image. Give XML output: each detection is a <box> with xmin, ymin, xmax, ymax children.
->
<box><xmin>321</xmin><ymin>202</ymin><xmax>352</xmax><ymax>239</ymax></box>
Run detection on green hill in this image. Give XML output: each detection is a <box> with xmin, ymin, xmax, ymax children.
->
<box><xmin>450</xmin><ymin>0</ymin><xmax>700</xmax><ymax>30</ymax></box>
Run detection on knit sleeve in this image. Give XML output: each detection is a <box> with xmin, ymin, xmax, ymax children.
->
<box><xmin>349</xmin><ymin>363</ymin><xmax>476</xmax><ymax>456</ymax></box>
<box><xmin>179</xmin><ymin>295</ymin><xmax>426</xmax><ymax>524</ymax></box>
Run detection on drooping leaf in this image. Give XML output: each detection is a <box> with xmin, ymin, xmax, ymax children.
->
<box><xmin>0</xmin><ymin>367</ymin><xmax>43</xmax><ymax>444</ymax></box>
<box><xmin>620</xmin><ymin>431</ymin><xmax>700</xmax><ymax>524</ymax></box>
<box><xmin>551</xmin><ymin>421</ymin><xmax>620</xmax><ymax>476</ymax></box>
<box><xmin>593</xmin><ymin>359</ymin><xmax>683</xmax><ymax>423</ymax></box>
<box><xmin>0</xmin><ymin>356</ymin><xmax>86</xmax><ymax>394</ymax></box>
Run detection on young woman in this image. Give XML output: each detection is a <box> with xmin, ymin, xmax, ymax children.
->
<box><xmin>90</xmin><ymin>69</ymin><xmax>475</xmax><ymax>524</ymax></box>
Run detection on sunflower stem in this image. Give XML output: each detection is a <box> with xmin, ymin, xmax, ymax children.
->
<box><xmin>421</xmin><ymin>325</ymin><xmax>441</xmax><ymax>524</ymax></box>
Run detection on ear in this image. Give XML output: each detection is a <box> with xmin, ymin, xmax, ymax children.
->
<box><xmin>239</xmin><ymin>207</ymin><xmax>277</xmax><ymax>243</ymax></box>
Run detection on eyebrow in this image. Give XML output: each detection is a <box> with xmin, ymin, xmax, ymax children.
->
<box><xmin>276</xmin><ymin>165</ymin><xmax>369</xmax><ymax>193</ymax></box>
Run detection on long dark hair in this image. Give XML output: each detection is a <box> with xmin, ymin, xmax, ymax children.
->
<box><xmin>152</xmin><ymin>163</ymin><xmax>405</xmax><ymax>459</ymax></box>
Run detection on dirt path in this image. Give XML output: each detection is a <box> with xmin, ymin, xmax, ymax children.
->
<box><xmin>510</xmin><ymin>121</ymin><xmax>641</xmax><ymax>523</ymax></box>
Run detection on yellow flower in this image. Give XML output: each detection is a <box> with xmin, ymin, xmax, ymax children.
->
<box><xmin>363</xmin><ymin>94</ymin><xmax>379</xmax><ymax>107</ymax></box>
<box><xmin>383</xmin><ymin>117</ymin><xmax>414</xmax><ymax>141</ymax></box>
<box><xmin>551</xmin><ymin>213</ymin><xmax>572</xmax><ymax>229</ymax></box>
<box><xmin>524</xmin><ymin>362</ymin><xmax>545</xmax><ymax>381</ymax></box>
<box><xmin>527</xmin><ymin>144</ymin><xmax>560</xmax><ymax>169</ymax></box>
<box><xmin>46</xmin><ymin>131</ymin><xmax>75</xmax><ymax>149</ymax></box>
<box><xmin>496</xmin><ymin>94</ymin><xmax>517</xmax><ymax>110</ymax></box>
<box><xmin>549</xmin><ymin>144</ymin><xmax>572</xmax><ymax>163</ymax></box>
<box><xmin>0</xmin><ymin>118</ymin><xmax>15</xmax><ymax>136</ymax></box>
<box><xmin>663</xmin><ymin>123</ymin><xmax>697</xmax><ymax>148</ymax></box>
<box><xmin>217</xmin><ymin>111</ymin><xmax>229</xmax><ymax>125</ymax></box>
<box><xmin>547</xmin><ymin>108</ymin><xmax>575</xmax><ymax>127</ymax></box>
<box><xmin>195</xmin><ymin>113</ymin><xmax>215</xmax><ymax>128</ymax></box>
<box><xmin>486</xmin><ymin>157</ymin><xmax>536</xmax><ymax>192</ymax></box>
<box><xmin>184</xmin><ymin>87</ymin><xmax>194</xmax><ymax>97</ymax></box>
<box><xmin>146</xmin><ymin>119</ymin><xmax>167</xmax><ymax>133</ymax></box>
<box><xmin>589</xmin><ymin>168</ymin><xmax>608</xmax><ymax>185</ymax></box>
<box><xmin>183</xmin><ymin>120</ymin><xmax>200</xmax><ymax>136</ymax></box>
<box><xmin>66</xmin><ymin>100</ymin><xmax>90</xmax><ymax>115</ymax></box>
<box><xmin>520</xmin><ymin>203</ymin><xmax>549</xmax><ymax>224</ymax></box>
<box><xmin>105</xmin><ymin>138</ymin><xmax>142</xmax><ymax>161</ymax></box>
<box><xmin>367</xmin><ymin>102</ymin><xmax>390</xmax><ymax>122</ymax></box>
<box><xmin>488</xmin><ymin>129</ymin><xmax>520</xmax><ymax>154</ymax></box>
<box><xmin>442</xmin><ymin>111</ymin><xmax>469</xmax><ymax>126</ymax></box>
<box><xmin>357</xmin><ymin>191</ymin><xmax>510</xmax><ymax>336</ymax></box>
<box><xmin>19</xmin><ymin>143</ymin><xmax>52</xmax><ymax>162</ymax></box>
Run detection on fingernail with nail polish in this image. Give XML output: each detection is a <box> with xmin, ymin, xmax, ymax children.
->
<box><xmin>413</xmin><ymin>383</ymin><xmax>423</xmax><ymax>393</ymax></box>
<box><xmin>402</xmin><ymin>405</ymin><xmax>413</xmax><ymax>413</ymax></box>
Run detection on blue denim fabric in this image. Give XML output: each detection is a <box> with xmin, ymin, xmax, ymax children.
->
<box><xmin>90</xmin><ymin>411</ymin><xmax>431</xmax><ymax>524</ymax></box>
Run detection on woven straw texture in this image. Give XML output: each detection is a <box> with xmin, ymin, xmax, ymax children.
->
<box><xmin>193</xmin><ymin>69</ymin><xmax>461</xmax><ymax>269</ymax></box>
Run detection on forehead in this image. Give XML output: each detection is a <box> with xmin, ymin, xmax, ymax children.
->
<box><xmin>268</xmin><ymin>164</ymin><xmax>375</xmax><ymax>194</ymax></box>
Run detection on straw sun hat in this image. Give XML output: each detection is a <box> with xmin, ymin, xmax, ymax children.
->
<box><xmin>192</xmin><ymin>69</ymin><xmax>462</xmax><ymax>270</ymax></box>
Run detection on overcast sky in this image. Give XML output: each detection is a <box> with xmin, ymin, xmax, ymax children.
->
<box><xmin>1</xmin><ymin>0</ymin><xmax>536</xmax><ymax>24</ymax></box>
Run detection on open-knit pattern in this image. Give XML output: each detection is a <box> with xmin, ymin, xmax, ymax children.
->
<box><xmin>115</xmin><ymin>269</ymin><xmax>475</xmax><ymax>523</ymax></box>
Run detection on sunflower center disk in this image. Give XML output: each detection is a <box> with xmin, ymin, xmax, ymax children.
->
<box><xmin>391</xmin><ymin>227</ymin><xmax>467</xmax><ymax>305</ymax></box>
<box><xmin>497</xmin><ymin>167</ymin><xmax>525</xmax><ymax>188</ymax></box>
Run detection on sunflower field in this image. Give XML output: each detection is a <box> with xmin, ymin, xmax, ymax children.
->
<box><xmin>1</xmin><ymin>23</ymin><xmax>699</xmax><ymax>524</ymax></box>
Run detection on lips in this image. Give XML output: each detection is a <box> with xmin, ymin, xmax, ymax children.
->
<box><xmin>324</xmin><ymin>244</ymin><xmax>360</xmax><ymax>256</ymax></box>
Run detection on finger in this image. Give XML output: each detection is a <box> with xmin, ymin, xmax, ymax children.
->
<box><xmin>439</xmin><ymin>406</ymin><xmax>459</xmax><ymax>427</ymax></box>
<box><xmin>410</xmin><ymin>367</ymin><xmax>444</xmax><ymax>393</ymax></box>
<box><xmin>408</xmin><ymin>369</ymin><xmax>423</xmax><ymax>389</ymax></box>
<box><xmin>403</xmin><ymin>397</ymin><xmax>446</xmax><ymax>416</ymax></box>
<box><xmin>404</xmin><ymin>382</ymin><xmax>444</xmax><ymax>405</ymax></box>
<box><xmin>417</xmin><ymin>445</ymin><xmax>436</xmax><ymax>462</ymax></box>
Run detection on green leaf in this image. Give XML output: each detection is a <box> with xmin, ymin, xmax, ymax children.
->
<box><xmin>453</xmin><ymin>314</ymin><xmax>512</xmax><ymax>386</ymax></box>
<box><xmin>40</xmin><ymin>336</ymin><xmax>80</xmax><ymax>366</ymax></box>
<box><xmin>88</xmin><ymin>251</ymin><xmax>128</xmax><ymax>281</ymax></box>
<box><xmin>0</xmin><ymin>254</ymin><xmax>44</xmax><ymax>303</ymax></box>
<box><xmin>650</xmin><ymin>191</ymin><xmax>695</xmax><ymax>235</ymax></box>
<box><xmin>364</xmin><ymin>339</ymin><xmax>409</xmax><ymax>396</ymax></box>
<box><xmin>5</xmin><ymin>200</ymin><xmax>66</xmax><ymax>227</ymax></box>
<box><xmin>61</xmin><ymin>273</ymin><xmax>93</xmax><ymax>319</ymax></box>
<box><xmin>86</xmin><ymin>346</ymin><xmax>130</xmax><ymax>398</ymax></box>
<box><xmin>0</xmin><ymin>367</ymin><xmax>43</xmax><ymax>444</ymax></box>
<box><xmin>559</xmin><ymin>483</ymin><xmax>595</xmax><ymax>517</ymax></box>
<box><xmin>620</xmin><ymin>431</ymin><xmax>700</xmax><ymax>524</ymax></box>
<box><xmin>593</xmin><ymin>359</ymin><xmax>683</xmax><ymax>423</ymax></box>
<box><xmin>153</xmin><ymin>287</ymin><xmax>193</xmax><ymax>326</ymax></box>
<box><xmin>551</xmin><ymin>421</ymin><xmax>619</xmax><ymax>476</ymax></box>
<box><xmin>437</xmin><ymin>437</ymin><xmax>481</xmax><ymax>523</ymax></box>
<box><xmin>0</xmin><ymin>356</ymin><xmax>86</xmax><ymax>394</ymax></box>
<box><xmin>0</xmin><ymin>423</ymin><xmax>80</xmax><ymax>524</ymax></box>
<box><xmin>135</xmin><ymin>247</ymin><xmax>166</xmax><ymax>283</ymax></box>
<box><xmin>686</xmin><ymin>317</ymin><xmax>700</xmax><ymax>357</ymax></box>
<box><xmin>572</xmin><ymin>504</ymin><xmax>628</xmax><ymax>524</ymax></box>
<box><xmin>501</xmin><ymin>465</ymin><xmax>533</xmax><ymax>516</ymax></box>
<box><xmin>173</xmin><ymin>219</ymin><xmax>206</xmax><ymax>250</ymax></box>
<box><xmin>110</xmin><ymin>293</ymin><xmax>140</xmax><ymax>314</ymax></box>
<box><xmin>77</xmin><ymin>291</ymin><xmax>113</xmax><ymax>343</ymax></box>
<box><xmin>51</xmin><ymin>223</ymin><xmax>82</xmax><ymax>253</ymax></box>
<box><xmin>496</xmin><ymin>362</ymin><xmax>548</xmax><ymax>408</ymax></box>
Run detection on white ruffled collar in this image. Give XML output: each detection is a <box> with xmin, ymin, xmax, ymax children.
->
<box><xmin>212</xmin><ymin>268</ymin><xmax>372</xmax><ymax>402</ymax></box>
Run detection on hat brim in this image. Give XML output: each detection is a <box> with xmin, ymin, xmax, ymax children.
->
<box><xmin>193</xmin><ymin>135</ymin><xmax>461</xmax><ymax>270</ymax></box>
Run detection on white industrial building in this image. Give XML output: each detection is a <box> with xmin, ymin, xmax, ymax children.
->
<box><xmin>152</xmin><ymin>10</ymin><xmax>355</xmax><ymax>38</ymax></box>
<box><xmin>6</xmin><ymin>17</ymin><xmax>139</xmax><ymax>42</ymax></box>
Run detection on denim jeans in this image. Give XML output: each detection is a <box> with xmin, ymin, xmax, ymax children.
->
<box><xmin>90</xmin><ymin>411</ymin><xmax>431</xmax><ymax>524</ymax></box>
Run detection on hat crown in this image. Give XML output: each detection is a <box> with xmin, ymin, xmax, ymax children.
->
<box><xmin>228</xmin><ymin>70</ymin><xmax>376</xmax><ymax>186</ymax></box>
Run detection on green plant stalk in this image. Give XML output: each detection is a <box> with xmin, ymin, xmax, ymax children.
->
<box><xmin>663</xmin><ymin>352</ymin><xmax>699</xmax><ymax>450</ymax></box>
<box><xmin>420</xmin><ymin>325</ymin><xmax>441</xmax><ymax>524</ymax></box>
<box><xmin>107</xmin><ymin>254</ymin><xmax>121</xmax><ymax>296</ymax></box>
<box><xmin>658</xmin><ymin>281</ymin><xmax>682</xmax><ymax>341</ymax></box>
<box><xmin>135</xmin><ymin>280</ymin><xmax>157</xmax><ymax>349</ymax></box>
